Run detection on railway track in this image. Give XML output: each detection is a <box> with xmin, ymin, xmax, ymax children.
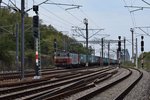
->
<box><xmin>0</xmin><ymin>68</ymin><xmax>64</xmax><ymax>81</ymax></box>
<box><xmin>0</xmin><ymin>67</ymin><xmax>142</xmax><ymax>100</ymax></box>
<box><xmin>64</xmin><ymin>67</ymin><xmax>143</xmax><ymax>100</ymax></box>
<box><xmin>0</xmin><ymin>66</ymin><xmax>98</xmax><ymax>81</ymax></box>
<box><xmin>0</xmin><ymin>70</ymin><xmax>97</xmax><ymax>87</ymax></box>
<box><xmin>0</xmin><ymin>66</ymin><xmax>116</xmax><ymax>100</ymax></box>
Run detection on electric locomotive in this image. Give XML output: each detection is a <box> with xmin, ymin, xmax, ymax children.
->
<box><xmin>54</xmin><ymin>50</ymin><xmax>118</xmax><ymax>68</ymax></box>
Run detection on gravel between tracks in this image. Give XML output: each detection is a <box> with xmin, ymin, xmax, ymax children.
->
<box><xmin>64</xmin><ymin>68</ymin><xmax>150</xmax><ymax>100</ymax></box>
<box><xmin>89</xmin><ymin>68</ymin><xmax>139</xmax><ymax>100</ymax></box>
<box><xmin>64</xmin><ymin>68</ymin><xmax>127</xmax><ymax>100</ymax></box>
<box><xmin>124</xmin><ymin>69</ymin><xmax>150</xmax><ymax>100</ymax></box>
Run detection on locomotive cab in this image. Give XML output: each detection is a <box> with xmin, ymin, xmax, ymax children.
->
<box><xmin>54</xmin><ymin>51</ymin><xmax>71</xmax><ymax>67</ymax></box>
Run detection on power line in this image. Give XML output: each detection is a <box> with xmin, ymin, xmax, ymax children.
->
<box><xmin>47</xmin><ymin>0</ymin><xmax>83</xmax><ymax>23</ymax></box>
<box><xmin>30</xmin><ymin>0</ymin><xmax>76</xmax><ymax>26</ymax></box>
<box><xmin>34</xmin><ymin>2</ymin><xmax>73</xmax><ymax>25</ymax></box>
<box><xmin>39</xmin><ymin>8</ymin><xmax>73</xmax><ymax>29</ymax></box>
<box><xmin>40</xmin><ymin>5</ymin><xmax>75</xmax><ymax>26</ymax></box>
<box><xmin>122</xmin><ymin>0</ymin><xmax>137</xmax><ymax>27</ymax></box>
<box><xmin>79</xmin><ymin>8</ymin><xmax>102</xmax><ymax>29</ymax></box>
<box><xmin>72</xmin><ymin>0</ymin><xmax>102</xmax><ymax>29</ymax></box>
<box><xmin>142</xmin><ymin>0</ymin><xmax>150</xmax><ymax>6</ymax></box>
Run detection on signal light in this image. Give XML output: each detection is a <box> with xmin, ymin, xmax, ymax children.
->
<box><xmin>118</xmin><ymin>41</ymin><xmax>121</xmax><ymax>51</ymax></box>
<box><xmin>118</xmin><ymin>36</ymin><xmax>121</xmax><ymax>51</ymax></box>
<box><xmin>33</xmin><ymin>15</ymin><xmax>39</xmax><ymax>28</ymax></box>
<box><xmin>141</xmin><ymin>36</ymin><xmax>144</xmax><ymax>52</ymax></box>
<box><xmin>118</xmin><ymin>36</ymin><xmax>121</xmax><ymax>40</ymax></box>
<box><xmin>141</xmin><ymin>36</ymin><xmax>144</xmax><ymax>39</ymax></box>
<box><xmin>141</xmin><ymin>41</ymin><xmax>144</xmax><ymax>47</ymax></box>
<box><xmin>141</xmin><ymin>46</ymin><xmax>144</xmax><ymax>52</ymax></box>
<box><xmin>33</xmin><ymin>29</ymin><xmax>38</xmax><ymax>38</ymax></box>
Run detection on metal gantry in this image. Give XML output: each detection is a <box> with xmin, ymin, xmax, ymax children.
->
<box><xmin>72</xmin><ymin>18</ymin><xmax>104</xmax><ymax>67</ymax></box>
<box><xmin>135</xmin><ymin>26</ymin><xmax>150</xmax><ymax>37</ymax></box>
<box><xmin>72</xmin><ymin>39</ymin><xmax>125</xmax><ymax>66</ymax></box>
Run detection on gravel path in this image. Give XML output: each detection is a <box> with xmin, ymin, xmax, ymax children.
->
<box><xmin>124</xmin><ymin>69</ymin><xmax>150</xmax><ymax>100</ymax></box>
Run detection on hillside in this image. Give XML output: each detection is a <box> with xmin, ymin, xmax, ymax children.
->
<box><xmin>0</xmin><ymin>8</ymin><xmax>89</xmax><ymax>70</ymax></box>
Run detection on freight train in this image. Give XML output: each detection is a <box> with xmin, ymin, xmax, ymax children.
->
<box><xmin>54</xmin><ymin>50</ymin><xmax>118</xmax><ymax>68</ymax></box>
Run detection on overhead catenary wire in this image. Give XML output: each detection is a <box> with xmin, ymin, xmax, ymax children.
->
<box><xmin>39</xmin><ymin>12</ymin><xmax>70</xmax><ymax>30</ymax></box>
<box><xmin>9</xmin><ymin>0</ymin><xmax>20</xmax><ymax>11</ymax></box>
<box><xmin>122</xmin><ymin>0</ymin><xmax>137</xmax><ymax>27</ymax></box>
<box><xmin>31</xmin><ymin>0</ymin><xmax>83</xmax><ymax>36</ymax></box>
<box><xmin>32</xmin><ymin>0</ymin><xmax>76</xmax><ymax>27</ymax></box>
<box><xmin>79</xmin><ymin>8</ymin><xmax>101</xmax><ymax>29</ymax></box>
<box><xmin>31</xmin><ymin>0</ymin><xmax>104</xmax><ymax>37</ymax></box>
<box><xmin>40</xmin><ymin>6</ymin><xmax>75</xmax><ymax>26</ymax></box>
<box><xmin>123</xmin><ymin>0</ymin><xmax>150</xmax><ymax>37</ymax></box>
<box><xmin>71</xmin><ymin>0</ymin><xmax>102</xmax><ymax>29</ymax></box>
<box><xmin>142</xmin><ymin>0</ymin><xmax>150</xmax><ymax>6</ymax></box>
<box><xmin>47</xmin><ymin>0</ymin><xmax>83</xmax><ymax>23</ymax></box>
<box><xmin>3</xmin><ymin>0</ymin><xmax>74</xmax><ymax>32</ymax></box>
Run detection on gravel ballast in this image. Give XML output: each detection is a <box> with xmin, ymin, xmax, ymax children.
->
<box><xmin>124</xmin><ymin>69</ymin><xmax>150</xmax><ymax>100</ymax></box>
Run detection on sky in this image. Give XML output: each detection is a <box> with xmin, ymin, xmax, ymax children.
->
<box><xmin>1</xmin><ymin>0</ymin><xmax>150</xmax><ymax>59</ymax></box>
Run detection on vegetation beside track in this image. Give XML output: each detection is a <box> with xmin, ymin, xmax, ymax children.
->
<box><xmin>122</xmin><ymin>52</ymin><xmax>150</xmax><ymax>71</ymax></box>
<box><xmin>0</xmin><ymin>8</ymin><xmax>93</xmax><ymax>71</ymax></box>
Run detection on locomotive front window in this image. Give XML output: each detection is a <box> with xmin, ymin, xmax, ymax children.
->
<box><xmin>57</xmin><ymin>54</ymin><xmax>60</xmax><ymax>56</ymax></box>
<box><xmin>56</xmin><ymin>53</ymin><xmax>68</xmax><ymax>57</ymax></box>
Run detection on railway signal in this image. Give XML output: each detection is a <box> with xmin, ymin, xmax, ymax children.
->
<box><xmin>118</xmin><ymin>39</ymin><xmax>121</xmax><ymax>51</ymax></box>
<box><xmin>84</xmin><ymin>18</ymin><xmax>89</xmax><ymax>67</ymax></box>
<box><xmin>33</xmin><ymin>15</ymin><xmax>39</xmax><ymax>28</ymax></box>
<box><xmin>33</xmin><ymin>15</ymin><xmax>39</xmax><ymax>38</ymax></box>
<box><xmin>141</xmin><ymin>36</ymin><xmax>144</xmax><ymax>68</ymax></box>
<box><xmin>141</xmin><ymin>36</ymin><xmax>144</xmax><ymax>52</ymax></box>
<box><xmin>33</xmin><ymin>5</ymin><xmax>41</xmax><ymax>79</ymax></box>
<box><xmin>118</xmin><ymin>36</ymin><xmax>121</xmax><ymax>67</ymax></box>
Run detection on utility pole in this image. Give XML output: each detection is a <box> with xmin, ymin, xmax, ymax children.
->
<box><xmin>72</xmin><ymin>22</ymin><xmax>104</xmax><ymax>67</ymax></box>
<box><xmin>108</xmin><ymin>41</ymin><xmax>110</xmax><ymax>65</ymax></box>
<box><xmin>101</xmin><ymin>38</ymin><xmax>104</xmax><ymax>66</ymax></box>
<box><xmin>21</xmin><ymin>0</ymin><xmax>25</xmax><ymax>80</ymax></box>
<box><xmin>84</xmin><ymin>18</ymin><xmax>88</xmax><ymax>67</ymax></box>
<box><xmin>130</xmin><ymin>28</ymin><xmax>134</xmax><ymax>64</ymax></box>
<box><xmin>1</xmin><ymin>0</ymin><xmax>50</xmax><ymax>80</ymax></box>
